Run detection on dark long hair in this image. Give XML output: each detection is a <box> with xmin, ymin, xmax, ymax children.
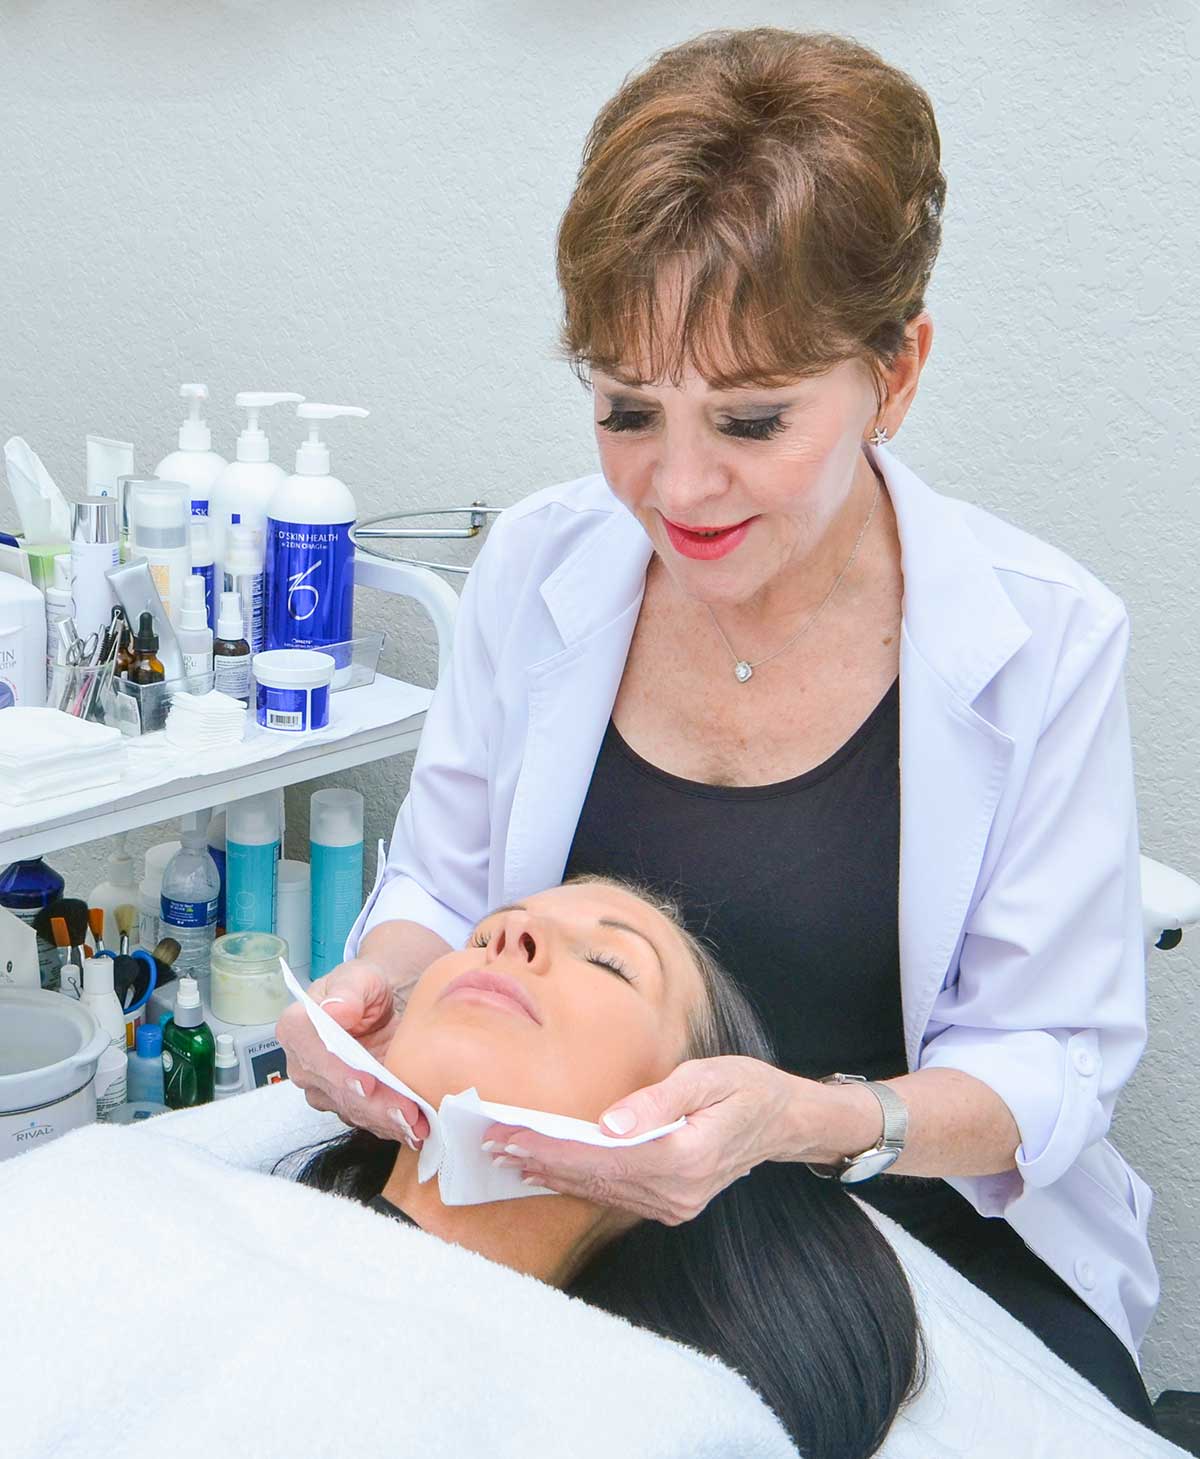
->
<box><xmin>275</xmin><ymin>873</ymin><xmax>927</xmax><ymax>1457</ymax></box>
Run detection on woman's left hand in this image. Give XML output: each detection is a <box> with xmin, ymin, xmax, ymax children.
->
<box><xmin>481</xmin><ymin>1056</ymin><xmax>799</xmax><ymax>1225</ymax></box>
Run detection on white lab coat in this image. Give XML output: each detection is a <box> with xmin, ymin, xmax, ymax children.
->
<box><xmin>347</xmin><ymin>441</ymin><xmax>1159</xmax><ymax>1363</ymax></box>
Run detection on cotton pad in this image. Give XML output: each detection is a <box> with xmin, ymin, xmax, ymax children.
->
<box><xmin>280</xmin><ymin>958</ymin><xmax>687</xmax><ymax>1206</ymax></box>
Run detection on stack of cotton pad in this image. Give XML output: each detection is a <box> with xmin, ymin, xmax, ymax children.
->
<box><xmin>165</xmin><ymin>690</ymin><xmax>248</xmax><ymax>750</ymax></box>
<box><xmin>0</xmin><ymin>706</ymin><xmax>125</xmax><ymax>804</ymax></box>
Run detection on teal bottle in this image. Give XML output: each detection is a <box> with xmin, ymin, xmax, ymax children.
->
<box><xmin>162</xmin><ymin>975</ymin><xmax>216</xmax><ymax>1108</ymax></box>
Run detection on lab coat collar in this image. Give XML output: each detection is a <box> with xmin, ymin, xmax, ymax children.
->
<box><xmin>538</xmin><ymin>441</ymin><xmax>1033</xmax><ymax>707</ymax></box>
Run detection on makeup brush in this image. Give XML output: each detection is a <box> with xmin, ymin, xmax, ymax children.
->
<box><xmin>152</xmin><ymin>936</ymin><xmax>181</xmax><ymax>969</ymax></box>
<box><xmin>37</xmin><ymin>898</ymin><xmax>91</xmax><ymax>973</ymax></box>
<box><xmin>114</xmin><ymin>903</ymin><xmax>138</xmax><ymax>957</ymax></box>
<box><xmin>87</xmin><ymin>907</ymin><xmax>106</xmax><ymax>956</ymax></box>
<box><xmin>112</xmin><ymin>953</ymin><xmax>148</xmax><ymax>1012</ymax></box>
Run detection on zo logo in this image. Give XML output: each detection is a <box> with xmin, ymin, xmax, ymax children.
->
<box><xmin>287</xmin><ymin>561</ymin><xmax>323</xmax><ymax>622</ymax></box>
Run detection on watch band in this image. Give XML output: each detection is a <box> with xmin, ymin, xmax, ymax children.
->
<box><xmin>804</xmin><ymin>1073</ymin><xmax>909</xmax><ymax>1185</ymax></box>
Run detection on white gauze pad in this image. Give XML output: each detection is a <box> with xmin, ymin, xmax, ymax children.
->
<box><xmin>280</xmin><ymin>959</ymin><xmax>687</xmax><ymax>1206</ymax></box>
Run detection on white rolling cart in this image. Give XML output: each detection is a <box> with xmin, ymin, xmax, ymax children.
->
<box><xmin>0</xmin><ymin>545</ymin><xmax>472</xmax><ymax>1091</ymax></box>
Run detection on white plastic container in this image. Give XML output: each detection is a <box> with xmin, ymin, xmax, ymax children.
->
<box><xmin>264</xmin><ymin>403</ymin><xmax>367</xmax><ymax>685</ymax></box>
<box><xmin>69</xmin><ymin>497</ymin><xmax>120</xmax><ymax>639</ymax></box>
<box><xmin>138</xmin><ymin>839</ymin><xmax>181</xmax><ymax>950</ymax></box>
<box><xmin>87</xmin><ymin>833</ymin><xmax>139</xmax><ymax>949</ymax></box>
<box><xmin>275</xmin><ymin>858</ymin><xmax>311</xmax><ymax>979</ymax></box>
<box><xmin>208</xmin><ymin>391</ymin><xmax>304</xmax><ymax>592</ymax></box>
<box><xmin>0</xmin><ymin>573</ymin><xmax>47</xmax><ymax>708</ymax></box>
<box><xmin>129</xmin><ymin>480</ymin><xmax>192</xmax><ymax>627</ymax></box>
<box><xmin>213</xmin><ymin>1031</ymin><xmax>244</xmax><ymax>1099</ymax></box>
<box><xmin>252</xmin><ymin>649</ymin><xmax>334</xmax><ymax>733</ymax></box>
<box><xmin>224</xmin><ymin>522</ymin><xmax>265</xmax><ymax>655</ymax></box>
<box><xmin>80</xmin><ymin>956</ymin><xmax>128</xmax><ymax>1117</ymax></box>
<box><xmin>153</xmin><ymin>383</ymin><xmax>228</xmax><ymax>519</ymax></box>
<box><xmin>176</xmin><ymin>575</ymin><xmax>214</xmax><ymax>688</ymax></box>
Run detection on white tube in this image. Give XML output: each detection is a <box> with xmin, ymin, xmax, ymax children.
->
<box><xmin>86</xmin><ymin>435</ymin><xmax>135</xmax><ymax>495</ymax></box>
<box><xmin>69</xmin><ymin>497</ymin><xmax>120</xmax><ymax>638</ymax></box>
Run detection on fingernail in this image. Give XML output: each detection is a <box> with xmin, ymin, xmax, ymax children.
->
<box><xmin>521</xmin><ymin>1176</ymin><xmax>542</xmax><ymax>1187</ymax></box>
<box><xmin>503</xmin><ymin>1143</ymin><xmax>530</xmax><ymax>1158</ymax></box>
<box><xmin>601</xmin><ymin>1109</ymin><xmax>635</xmax><ymax>1134</ymax></box>
<box><xmin>346</xmin><ymin>1078</ymin><xmax>365</xmax><ymax>1098</ymax></box>
<box><xmin>390</xmin><ymin>1109</ymin><xmax>414</xmax><ymax>1134</ymax></box>
<box><xmin>491</xmin><ymin>1155</ymin><xmax>518</xmax><ymax>1168</ymax></box>
<box><xmin>320</xmin><ymin>997</ymin><xmax>347</xmax><ymax>1008</ymax></box>
<box><xmin>480</xmin><ymin>1140</ymin><xmax>499</xmax><ymax>1152</ymax></box>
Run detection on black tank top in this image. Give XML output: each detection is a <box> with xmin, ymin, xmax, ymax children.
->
<box><xmin>564</xmin><ymin>675</ymin><xmax>907</xmax><ymax>1083</ymax></box>
<box><xmin>562</xmin><ymin>674</ymin><xmax>1000</xmax><ymax>1243</ymax></box>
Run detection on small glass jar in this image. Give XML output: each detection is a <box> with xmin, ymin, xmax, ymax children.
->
<box><xmin>210</xmin><ymin>932</ymin><xmax>289</xmax><ymax>1026</ymax></box>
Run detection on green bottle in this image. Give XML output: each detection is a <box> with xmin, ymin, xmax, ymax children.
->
<box><xmin>162</xmin><ymin>975</ymin><xmax>216</xmax><ymax>1108</ymax></box>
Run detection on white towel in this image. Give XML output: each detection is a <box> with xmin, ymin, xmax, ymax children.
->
<box><xmin>0</xmin><ymin>1082</ymin><xmax>1188</xmax><ymax>1459</ymax></box>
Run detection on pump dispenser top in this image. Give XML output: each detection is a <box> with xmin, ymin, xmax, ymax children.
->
<box><xmin>294</xmin><ymin>404</ymin><xmax>369</xmax><ymax>476</ymax></box>
<box><xmin>176</xmin><ymin>384</ymin><xmax>213</xmax><ymax>451</ymax></box>
<box><xmin>233</xmin><ymin>392</ymin><xmax>305</xmax><ymax>464</ymax></box>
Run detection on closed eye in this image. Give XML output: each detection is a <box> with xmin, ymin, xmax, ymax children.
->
<box><xmin>467</xmin><ymin>930</ymin><xmax>635</xmax><ymax>984</ymax></box>
<box><xmin>597</xmin><ymin>408</ymin><xmax>786</xmax><ymax>441</ymax></box>
<box><xmin>581</xmin><ymin>947</ymin><xmax>635</xmax><ymax>983</ymax></box>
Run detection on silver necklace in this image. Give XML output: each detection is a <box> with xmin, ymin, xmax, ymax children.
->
<box><xmin>704</xmin><ymin>477</ymin><xmax>881</xmax><ymax>684</ymax></box>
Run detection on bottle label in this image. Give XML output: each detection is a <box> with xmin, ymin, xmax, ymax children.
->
<box><xmin>192</xmin><ymin>563</ymin><xmax>215</xmax><ymax>630</ymax></box>
<box><xmin>226</xmin><ymin>840</ymin><xmax>279</xmax><ymax>933</ymax></box>
<box><xmin>183</xmin><ymin>650</ymin><xmax>211</xmax><ymax>680</ymax></box>
<box><xmin>213</xmin><ymin>652</ymin><xmax>251</xmax><ymax>699</ymax></box>
<box><xmin>148</xmin><ymin>560</ymin><xmax>173</xmax><ymax>620</ymax></box>
<box><xmin>265</xmin><ymin>518</ymin><xmax>353</xmax><ymax>655</ymax></box>
<box><xmin>191</xmin><ymin>501</ymin><xmax>209</xmax><ymax>517</ymax></box>
<box><xmin>162</xmin><ymin>1049</ymin><xmax>174</xmax><ymax>1073</ymax></box>
<box><xmin>160</xmin><ymin>895</ymin><xmax>219</xmax><ymax>928</ymax></box>
<box><xmin>256</xmin><ymin>683</ymin><xmax>329</xmax><ymax>732</ymax></box>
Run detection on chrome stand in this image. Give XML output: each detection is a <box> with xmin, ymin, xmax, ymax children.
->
<box><xmin>351</xmin><ymin>502</ymin><xmax>502</xmax><ymax>576</ymax></box>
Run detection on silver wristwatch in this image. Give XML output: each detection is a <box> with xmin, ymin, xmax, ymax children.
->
<box><xmin>804</xmin><ymin>1073</ymin><xmax>909</xmax><ymax>1184</ymax></box>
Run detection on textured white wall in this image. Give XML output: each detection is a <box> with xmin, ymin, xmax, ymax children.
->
<box><xmin>2</xmin><ymin>0</ymin><xmax>1196</xmax><ymax>1394</ymax></box>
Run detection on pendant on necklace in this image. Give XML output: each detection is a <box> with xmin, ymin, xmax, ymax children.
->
<box><xmin>734</xmin><ymin>660</ymin><xmax>753</xmax><ymax>683</ymax></box>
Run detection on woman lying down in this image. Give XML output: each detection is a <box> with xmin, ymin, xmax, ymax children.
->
<box><xmin>4</xmin><ymin>876</ymin><xmax>1178</xmax><ymax>1459</ymax></box>
<box><xmin>282</xmin><ymin>871</ymin><xmax>928</xmax><ymax>1458</ymax></box>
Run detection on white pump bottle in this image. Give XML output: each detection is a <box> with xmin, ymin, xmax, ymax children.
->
<box><xmin>264</xmin><ymin>404</ymin><xmax>368</xmax><ymax>682</ymax></box>
<box><xmin>208</xmin><ymin>391</ymin><xmax>304</xmax><ymax>593</ymax></box>
<box><xmin>153</xmin><ymin>384</ymin><xmax>229</xmax><ymax>519</ymax></box>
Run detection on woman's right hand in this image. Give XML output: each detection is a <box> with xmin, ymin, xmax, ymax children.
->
<box><xmin>276</xmin><ymin>958</ymin><xmax>429</xmax><ymax>1148</ymax></box>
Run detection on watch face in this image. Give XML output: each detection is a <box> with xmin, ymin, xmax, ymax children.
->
<box><xmin>839</xmin><ymin>1147</ymin><xmax>901</xmax><ymax>1183</ymax></box>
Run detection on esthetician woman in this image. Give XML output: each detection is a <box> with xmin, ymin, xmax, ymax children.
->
<box><xmin>278</xmin><ymin>27</ymin><xmax>1160</xmax><ymax>1428</ymax></box>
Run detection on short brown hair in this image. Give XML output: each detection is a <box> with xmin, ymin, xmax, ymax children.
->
<box><xmin>555</xmin><ymin>28</ymin><xmax>947</xmax><ymax>410</ymax></box>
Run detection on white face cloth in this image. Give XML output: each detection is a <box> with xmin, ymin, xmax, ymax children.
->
<box><xmin>280</xmin><ymin>959</ymin><xmax>687</xmax><ymax>1206</ymax></box>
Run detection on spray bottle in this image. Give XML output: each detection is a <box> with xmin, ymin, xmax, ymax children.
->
<box><xmin>153</xmin><ymin>384</ymin><xmax>228</xmax><ymax>519</ymax></box>
<box><xmin>208</xmin><ymin>391</ymin><xmax>304</xmax><ymax>592</ymax></box>
<box><xmin>161</xmin><ymin>975</ymin><xmax>215</xmax><ymax>1108</ymax></box>
<box><xmin>265</xmin><ymin>404</ymin><xmax>367</xmax><ymax>684</ymax></box>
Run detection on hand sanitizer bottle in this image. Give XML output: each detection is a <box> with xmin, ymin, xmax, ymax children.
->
<box><xmin>265</xmin><ymin>404</ymin><xmax>367</xmax><ymax>684</ymax></box>
<box><xmin>153</xmin><ymin>384</ymin><xmax>228</xmax><ymax>519</ymax></box>
<box><xmin>208</xmin><ymin>391</ymin><xmax>304</xmax><ymax>592</ymax></box>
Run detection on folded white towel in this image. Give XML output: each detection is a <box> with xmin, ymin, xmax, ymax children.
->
<box><xmin>0</xmin><ymin>707</ymin><xmax>124</xmax><ymax>803</ymax></box>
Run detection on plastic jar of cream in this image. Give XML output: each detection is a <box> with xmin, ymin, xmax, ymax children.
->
<box><xmin>252</xmin><ymin>649</ymin><xmax>335</xmax><ymax>733</ymax></box>
<box><xmin>210</xmin><ymin>932</ymin><xmax>289</xmax><ymax>1025</ymax></box>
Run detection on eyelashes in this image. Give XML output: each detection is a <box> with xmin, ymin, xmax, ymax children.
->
<box><xmin>467</xmin><ymin>930</ymin><xmax>634</xmax><ymax>984</ymax></box>
<box><xmin>597</xmin><ymin>408</ymin><xmax>786</xmax><ymax>441</ymax></box>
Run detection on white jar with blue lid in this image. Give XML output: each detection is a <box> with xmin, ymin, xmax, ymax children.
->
<box><xmin>252</xmin><ymin>648</ymin><xmax>334</xmax><ymax>733</ymax></box>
